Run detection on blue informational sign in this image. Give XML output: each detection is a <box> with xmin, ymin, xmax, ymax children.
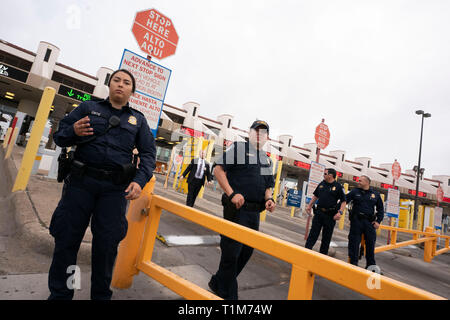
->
<box><xmin>287</xmin><ymin>189</ymin><xmax>302</xmax><ymax>208</ymax></box>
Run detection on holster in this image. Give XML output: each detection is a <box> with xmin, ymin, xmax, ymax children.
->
<box><xmin>57</xmin><ymin>148</ymin><xmax>75</xmax><ymax>182</ymax></box>
<box><xmin>113</xmin><ymin>163</ymin><xmax>136</xmax><ymax>185</ymax></box>
<box><xmin>221</xmin><ymin>193</ymin><xmax>238</xmax><ymax>222</ymax></box>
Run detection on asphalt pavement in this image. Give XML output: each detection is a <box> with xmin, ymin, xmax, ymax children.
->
<box><xmin>0</xmin><ymin>145</ymin><xmax>449</xmax><ymax>300</ymax></box>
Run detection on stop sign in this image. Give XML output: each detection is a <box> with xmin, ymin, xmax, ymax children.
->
<box><xmin>315</xmin><ymin>119</ymin><xmax>330</xmax><ymax>150</ymax></box>
<box><xmin>132</xmin><ymin>9</ymin><xmax>179</xmax><ymax>60</ymax></box>
<box><xmin>391</xmin><ymin>160</ymin><xmax>401</xmax><ymax>180</ymax></box>
<box><xmin>437</xmin><ymin>186</ymin><xmax>444</xmax><ymax>203</ymax></box>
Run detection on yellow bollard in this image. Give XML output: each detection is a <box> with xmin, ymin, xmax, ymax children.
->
<box><xmin>272</xmin><ymin>160</ymin><xmax>283</xmax><ymax>204</ymax></box>
<box><xmin>423</xmin><ymin>226</ymin><xmax>435</xmax><ymax>263</ymax></box>
<box><xmin>2</xmin><ymin>127</ymin><xmax>12</xmax><ymax>149</ymax></box>
<box><xmin>4</xmin><ymin>127</ymin><xmax>19</xmax><ymax>160</ymax></box>
<box><xmin>112</xmin><ymin>177</ymin><xmax>156</xmax><ymax>288</ymax></box>
<box><xmin>338</xmin><ymin>183</ymin><xmax>349</xmax><ymax>230</ymax></box>
<box><xmin>291</xmin><ymin>206</ymin><xmax>295</xmax><ymax>217</ymax></box>
<box><xmin>12</xmin><ymin>87</ymin><xmax>55</xmax><ymax>192</ymax></box>
<box><xmin>198</xmin><ymin>139</ymin><xmax>214</xmax><ymax>199</ymax></box>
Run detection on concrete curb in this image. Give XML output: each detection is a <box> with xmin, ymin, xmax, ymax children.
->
<box><xmin>4</xmin><ymin>152</ymin><xmax>92</xmax><ymax>265</ymax></box>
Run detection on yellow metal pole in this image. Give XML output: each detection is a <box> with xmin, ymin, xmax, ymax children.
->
<box><xmin>287</xmin><ymin>265</ymin><xmax>315</xmax><ymax>300</ymax></box>
<box><xmin>272</xmin><ymin>160</ymin><xmax>283</xmax><ymax>204</ymax></box>
<box><xmin>423</xmin><ymin>226</ymin><xmax>434</xmax><ymax>263</ymax></box>
<box><xmin>12</xmin><ymin>87</ymin><xmax>55</xmax><ymax>192</ymax></box>
<box><xmin>112</xmin><ymin>177</ymin><xmax>156</xmax><ymax>288</ymax></box>
<box><xmin>339</xmin><ymin>183</ymin><xmax>349</xmax><ymax>230</ymax></box>
<box><xmin>2</xmin><ymin>127</ymin><xmax>12</xmax><ymax>149</ymax></box>
<box><xmin>172</xmin><ymin>162</ymin><xmax>182</xmax><ymax>190</ymax></box>
<box><xmin>4</xmin><ymin>127</ymin><xmax>19</xmax><ymax>159</ymax></box>
<box><xmin>198</xmin><ymin>139</ymin><xmax>214</xmax><ymax>199</ymax></box>
<box><xmin>291</xmin><ymin>206</ymin><xmax>296</xmax><ymax>217</ymax></box>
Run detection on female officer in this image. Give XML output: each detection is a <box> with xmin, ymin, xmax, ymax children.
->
<box><xmin>48</xmin><ymin>69</ymin><xmax>156</xmax><ymax>300</ymax></box>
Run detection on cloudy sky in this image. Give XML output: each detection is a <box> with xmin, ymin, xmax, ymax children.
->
<box><xmin>1</xmin><ymin>0</ymin><xmax>449</xmax><ymax>178</ymax></box>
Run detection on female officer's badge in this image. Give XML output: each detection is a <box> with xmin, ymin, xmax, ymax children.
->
<box><xmin>128</xmin><ymin>116</ymin><xmax>137</xmax><ymax>125</ymax></box>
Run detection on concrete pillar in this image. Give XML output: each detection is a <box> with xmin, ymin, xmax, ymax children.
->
<box><xmin>93</xmin><ymin>66</ymin><xmax>114</xmax><ymax>99</ymax></box>
<box><xmin>30</xmin><ymin>41</ymin><xmax>60</xmax><ymax>80</ymax></box>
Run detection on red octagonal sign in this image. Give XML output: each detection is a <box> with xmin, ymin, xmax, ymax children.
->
<box><xmin>391</xmin><ymin>160</ymin><xmax>401</xmax><ymax>180</ymax></box>
<box><xmin>132</xmin><ymin>9</ymin><xmax>179</xmax><ymax>60</ymax></box>
<box><xmin>315</xmin><ymin>119</ymin><xmax>330</xmax><ymax>150</ymax></box>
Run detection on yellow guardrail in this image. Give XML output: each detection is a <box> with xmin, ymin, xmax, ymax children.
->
<box><xmin>377</xmin><ymin>225</ymin><xmax>450</xmax><ymax>263</ymax></box>
<box><xmin>111</xmin><ymin>179</ymin><xmax>445</xmax><ymax>300</ymax></box>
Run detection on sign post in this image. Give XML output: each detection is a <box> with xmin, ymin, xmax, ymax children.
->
<box><xmin>387</xmin><ymin>160</ymin><xmax>401</xmax><ymax>244</ymax></box>
<box><xmin>304</xmin><ymin>119</ymin><xmax>330</xmax><ymax>240</ymax></box>
<box><xmin>304</xmin><ymin>161</ymin><xmax>326</xmax><ymax>240</ymax></box>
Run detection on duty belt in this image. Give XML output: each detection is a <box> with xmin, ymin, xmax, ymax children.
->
<box><xmin>316</xmin><ymin>206</ymin><xmax>336</xmax><ymax>215</ymax></box>
<box><xmin>83</xmin><ymin>166</ymin><xmax>120</xmax><ymax>181</ymax></box>
<box><xmin>243</xmin><ymin>201</ymin><xmax>265</xmax><ymax>212</ymax></box>
<box><xmin>70</xmin><ymin>160</ymin><xmax>122</xmax><ymax>182</ymax></box>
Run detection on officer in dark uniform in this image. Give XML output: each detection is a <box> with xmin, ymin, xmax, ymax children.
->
<box><xmin>208</xmin><ymin>120</ymin><xmax>276</xmax><ymax>300</ymax></box>
<box><xmin>346</xmin><ymin>175</ymin><xmax>384</xmax><ymax>268</ymax></box>
<box><xmin>48</xmin><ymin>69</ymin><xmax>156</xmax><ymax>300</ymax></box>
<box><xmin>305</xmin><ymin>168</ymin><xmax>346</xmax><ymax>255</ymax></box>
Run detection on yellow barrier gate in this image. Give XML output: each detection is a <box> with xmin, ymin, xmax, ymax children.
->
<box><xmin>112</xmin><ymin>180</ymin><xmax>445</xmax><ymax>300</ymax></box>
<box><xmin>377</xmin><ymin>225</ymin><xmax>450</xmax><ymax>263</ymax></box>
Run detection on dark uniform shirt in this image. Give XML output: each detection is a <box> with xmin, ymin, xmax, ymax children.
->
<box><xmin>53</xmin><ymin>98</ymin><xmax>156</xmax><ymax>189</ymax></box>
<box><xmin>216</xmin><ymin>141</ymin><xmax>275</xmax><ymax>203</ymax></box>
<box><xmin>313</xmin><ymin>180</ymin><xmax>346</xmax><ymax>209</ymax></box>
<box><xmin>346</xmin><ymin>187</ymin><xmax>384</xmax><ymax>223</ymax></box>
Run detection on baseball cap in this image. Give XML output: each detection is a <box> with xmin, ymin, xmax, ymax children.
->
<box><xmin>250</xmin><ymin>120</ymin><xmax>269</xmax><ymax>133</ymax></box>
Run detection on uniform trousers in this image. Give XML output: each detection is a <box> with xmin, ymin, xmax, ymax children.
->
<box><xmin>305</xmin><ymin>210</ymin><xmax>336</xmax><ymax>255</ymax></box>
<box><xmin>48</xmin><ymin>174</ymin><xmax>128</xmax><ymax>300</ymax></box>
<box><xmin>210</xmin><ymin>208</ymin><xmax>260</xmax><ymax>300</ymax></box>
<box><xmin>348</xmin><ymin>216</ymin><xmax>377</xmax><ymax>268</ymax></box>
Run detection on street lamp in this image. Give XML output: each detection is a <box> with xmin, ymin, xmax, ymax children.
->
<box><xmin>413</xmin><ymin>110</ymin><xmax>431</xmax><ymax>225</ymax></box>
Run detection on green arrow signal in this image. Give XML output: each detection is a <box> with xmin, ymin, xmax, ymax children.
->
<box><xmin>67</xmin><ymin>89</ymin><xmax>74</xmax><ymax>97</ymax></box>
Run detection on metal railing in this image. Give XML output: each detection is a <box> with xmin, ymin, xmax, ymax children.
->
<box><xmin>377</xmin><ymin>225</ymin><xmax>450</xmax><ymax>262</ymax></box>
<box><xmin>111</xmin><ymin>179</ymin><xmax>445</xmax><ymax>300</ymax></box>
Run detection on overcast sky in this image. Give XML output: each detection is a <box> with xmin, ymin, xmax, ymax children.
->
<box><xmin>1</xmin><ymin>0</ymin><xmax>449</xmax><ymax>178</ymax></box>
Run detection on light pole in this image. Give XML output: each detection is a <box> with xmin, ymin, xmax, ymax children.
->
<box><xmin>413</xmin><ymin>110</ymin><xmax>431</xmax><ymax>226</ymax></box>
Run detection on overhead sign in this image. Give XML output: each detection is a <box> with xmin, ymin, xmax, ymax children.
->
<box><xmin>58</xmin><ymin>84</ymin><xmax>95</xmax><ymax>102</ymax></box>
<box><xmin>386</xmin><ymin>187</ymin><xmax>400</xmax><ymax>218</ymax></box>
<box><xmin>119</xmin><ymin>49</ymin><xmax>172</xmax><ymax>137</ymax></box>
<box><xmin>132</xmin><ymin>8</ymin><xmax>179</xmax><ymax>60</ymax></box>
<box><xmin>306</xmin><ymin>161</ymin><xmax>325</xmax><ymax>203</ymax></box>
<box><xmin>392</xmin><ymin>161</ymin><xmax>401</xmax><ymax>180</ymax></box>
<box><xmin>0</xmin><ymin>63</ymin><xmax>29</xmax><ymax>83</ymax></box>
<box><xmin>287</xmin><ymin>189</ymin><xmax>302</xmax><ymax>208</ymax></box>
<box><xmin>315</xmin><ymin>119</ymin><xmax>330</xmax><ymax>150</ymax></box>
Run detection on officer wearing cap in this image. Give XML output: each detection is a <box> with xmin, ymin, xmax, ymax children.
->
<box><xmin>47</xmin><ymin>69</ymin><xmax>156</xmax><ymax>300</ymax></box>
<box><xmin>208</xmin><ymin>120</ymin><xmax>275</xmax><ymax>300</ymax></box>
<box><xmin>346</xmin><ymin>175</ymin><xmax>384</xmax><ymax>268</ymax></box>
<box><xmin>305</xmin><ymin>168</ymin><xmax>346</xmax><ymax>255</ymax></box>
